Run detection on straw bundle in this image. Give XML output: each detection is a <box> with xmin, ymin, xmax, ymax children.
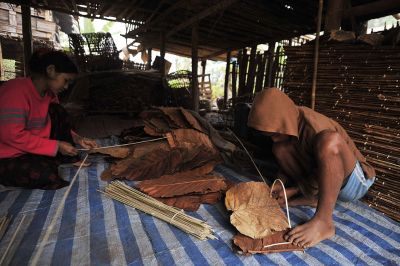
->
<box><xmin>284</xmin><ymin>40</ymin><xmax>400</xmax><ymax>221</ymax></box>
<box><xmin>101</xmin><ymin>181</ymin><xmax>216</xmax><ymax>240</ymax></box>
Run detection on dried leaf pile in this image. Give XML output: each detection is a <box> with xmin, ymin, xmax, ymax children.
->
<box><xmin>102</xmin><ymin>107</ymin><xmax>226</xmax><ymax>211</ymax></box>
<box><xmin>225</xmin><ymin>182</ymin><xmax>302</xmax><ymax>254</ymax></box>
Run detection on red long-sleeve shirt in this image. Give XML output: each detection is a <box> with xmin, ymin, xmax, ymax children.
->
<box><xmin>0</xmin><ymin>78</ymin><xmax>58</xmax><ymax>158</ymax></box>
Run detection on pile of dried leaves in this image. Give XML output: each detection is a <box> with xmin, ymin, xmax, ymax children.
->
<box><xmin>100</xmin><ymin>107</ymin><xmax>230</xmax><ymax>211</ymax></box>
<box><xmin>225</xmin><ymin>182</ymin><xmax>303</xmax><ymax>254</ymax></box>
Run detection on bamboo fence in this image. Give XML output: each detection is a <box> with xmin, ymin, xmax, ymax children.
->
<box><xmin>283</xmin><ymin>42</ymin><xmax>400</xmax><ymax>221</ymax></box>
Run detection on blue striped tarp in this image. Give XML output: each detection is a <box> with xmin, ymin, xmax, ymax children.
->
<box><xmin>0</xmin><ymin>157</ymin><xmax>399</xmax><ymax>265</ymax></box>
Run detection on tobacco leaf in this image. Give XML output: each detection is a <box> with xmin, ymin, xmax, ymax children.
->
<box><xmin>169</xmin><ymin>128</ymin><xmax>220</xmax><ymax>155</ymax></box>
<box><xmin>180</xmin><ymin>108</ymin><xmax>205</xmax><ymax>133</ymax></box>
<box><xmin>117</xmin><ymin>148</ymin><xmax>184</xmax><ymax>180</ymax></box>
<box><xmin>89</xmin><ymin>147</ymin><xmax>131</xmax><ymax>158</ymax></box>
<box><xmin>158</xmin><ymin>107</ymin><xmax>191</xmax><ymax>128</ymax></box>
<box><xmin>137</xmin><ymin>174</ymin><xmax>227</xmax><ymax>197</ymax></box>
<box><xmin>233</xmin><ymin>230</ymin><xmax>304</xmax><ymax>254</ymax></box>
<box><xmin>225</xmin><ymin>182</ymin><xmax>289</xmax><ymax>239</ymax></box>
<box><xmin>156</xmin><ymin>192</ymin><xmax>222</xmax><ymax>211</ymax></box>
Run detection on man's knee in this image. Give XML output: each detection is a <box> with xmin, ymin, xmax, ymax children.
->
<box><xmin>314</xmin><ymin>131</ymin><xmax>343</xmax><ymax>159</ymax></box>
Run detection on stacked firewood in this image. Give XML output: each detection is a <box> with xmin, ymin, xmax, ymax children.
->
<box><xmin>284</xmin><ymin>38</ymin><xmax>400</xmax><ymax>221</ymax></box>
<box><xmin>100</xmin><ymin>107</ymin><xmax>232</xmax><ymax>211</ymax></box>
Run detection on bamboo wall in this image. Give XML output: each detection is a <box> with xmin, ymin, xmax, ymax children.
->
<box><xmin>283</xmin><ymin>42</ymin><xmax>400</xmax><ymax>221</ymax></box>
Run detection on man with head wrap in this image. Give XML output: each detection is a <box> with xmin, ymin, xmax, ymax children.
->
<box><xmin>247</xmin><ymin>88</ymin><xmax>375</xmax><ymax>248</ymax></box>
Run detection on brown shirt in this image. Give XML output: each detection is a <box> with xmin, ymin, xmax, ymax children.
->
<box><xmin>248</xmin><ymin>88</ymin><xmax>375</xmax><ymax>192</ymax></box>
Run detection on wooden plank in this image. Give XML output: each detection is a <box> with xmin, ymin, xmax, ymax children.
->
<box><xmin>264</xmin><ymin>42</ymin><xmax>275</xmax><ymax>88</ymax></box>
<box><xmin>231</xmin><ymin>61</ymin><xmax>237</xmax><ymax>103</ymax></box>
<box><xmin>223</xmin><ymin>50</ymin><xmax>231</xmax><ymax>108</ymax></box>
<box><xmin>166</xmin><ymin>0</ymin><xmax>239</xmax><ymax>38</ymax></box>
<box><xmin>343</xmin><ymin>0</ymin><xmax>400</xmax><ymax>20</ymax></box>
<box><xmin>324</xmin><ymin>0</ymin><xmax>344</xmax><ymax>32</ymax></box>
<box><xmin>21</xmin><ymin>4</ymin><xmax>32</xmax><ymax>76</ymax></box>
<box><xmin>245</xmin><ymin>45</ymin><xmax>257</xmax><ymax>95</ymax></box>
<box><xmin>192</xmin><ymin>23</ymin><xmax>199</xmax><ymax>112</ymax></box>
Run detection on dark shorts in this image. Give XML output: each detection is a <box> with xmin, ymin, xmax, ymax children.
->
<box><xmin>0</xmin><ymin>103</ymin><xmax>77</xmax><ymax>190</ymax></box>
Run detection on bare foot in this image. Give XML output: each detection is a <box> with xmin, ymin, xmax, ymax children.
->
<box><xmin>284</xmin><ymin>218</ymin><xmax>335</xmax><ymax>248</ymax></box>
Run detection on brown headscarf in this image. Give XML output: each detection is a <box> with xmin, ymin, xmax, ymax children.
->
<box><xmin>248</xmin><ymin>88</ymin><xmax>375</xmax><ymax>194</ymax></box>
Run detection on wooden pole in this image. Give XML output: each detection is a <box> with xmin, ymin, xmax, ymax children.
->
<box><xmin>191</xmin><ymin>24</ymin><xmax>199</xmax><ymax>112</ymax></box>
<box><xmin>0</xmin><ymin>38</ymin><xmax>3</xmax><ymax>80</ymax></box>
<box><xmin>21</xmin><ymin>4</ymin><xmax>32</xmax><ymax>77</ymax></box>
<box><xmin>246</xmin><ymin>45</ymin><xmax>257</xmax><ymax>95</ymax></box>
<box><xmin>201</xmin><ymin>60</ymin><xmax>206</xmax><ymax>95</ymax></box>
<box><xmin>265</xmin><ymin>42</ymin><xmax>276</xmax><ymax>88</ymax></box>
<box><xmin>232</xmin><ymin>60</ymin><xmax>237</xmax><ymax>104</ymax></box>
<box><xmin>147</xmin><ymin>47</ymin><xmax>152</xmax><ymax>70</ymax></box>
<box><xmin>223</xmin><ymin>50</ymin><xmax>231</xmax><ymax>108</ymax></box>
<box><xmin>160</xmin><ymin>32</ymin><xmax>166</xmax><ymax>77</ymax></box>
<box><xmin>311</xmin><ymin>0</ymin><xmax>324</xmax><ymax>110</ymax></box>
<box><xmin>324</xmin><ymin>0</ymin><xmax>344</xmax><ymax>32</ymax></box>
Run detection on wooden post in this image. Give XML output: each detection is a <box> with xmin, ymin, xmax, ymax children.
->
<box><xmin>264</xmin><ymin>42</ymin><xmax>276</xmax><ymax>88</ymax></box>
<box><xmin>238</xmin><ymin>48</ymin><xmax>248</xmax><ymax>96</ymax></box>
<box><xmin>324</xmin><ymin>0</ymin><xmax>344</xmax><ymax>32</ymax></box>
<box><xmin>0</xmin><ymin>38</ymin><xmax>3</xmax><ymax>80</ymax></box>
<box><xmin>246</xmin><ymin>45</ymin><xmax>257</xmax><ymax>95</ymax></box>
<box><xmin>223</xmin><ymin>50</ymin><xmax>231</xmax><ymax>108</ymax></box>
<box><xmin>231</xmin><ymin>61</ymin><xmax>237</xmax><ymax>105</ymax></box>
<box><xmin>160</xmin><ymin>32</ymin><xmax>166</xmax><ymax>77</ymax></box>
<box><xmin>311</xmin><ymin>0</ymin><xmax>324</xmax><ymax>110</ymax></box>
<box><xmin>191</xmin><ymin>24</ymin><xmax>199</xmax><ymax>112</ymax></box>
<box><xmin>22</xmin><ymin>4</ymin><xmax>33</xmax><ymax>76</ymax></box>
<box><xmin>147</xmin><ymin>48</ymin><xmax>152</xmax><ymax>70</ymax></box>
<box><xmin>200</xmin><ymin>60</ymin><xmax>206</xmax><ymax>96</ymax></box>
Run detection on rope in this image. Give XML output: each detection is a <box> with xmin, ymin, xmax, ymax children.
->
<box><xmin>30</xmin><ymin>154</ymin><xmax>89</xmax><ymax>266</ymax></box>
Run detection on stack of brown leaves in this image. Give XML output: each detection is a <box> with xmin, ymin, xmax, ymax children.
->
<box><xmin>225</xmin><ymin>182</ymin><xmax>303</xmax><ymax>254</ymax></box>
<box><xmin>136</xmin><ymin>164</ymin><xmax>228</xmax><ymax>211</ymax></box>
<box><xmin>101</xmin><ymin>107</ymin><xmax>227</xmax><ymax>210</ymax></box>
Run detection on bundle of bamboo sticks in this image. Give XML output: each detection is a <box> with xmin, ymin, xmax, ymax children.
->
<box><xmin>101</xmin><ymin>181</ymin><xmax>216</xmax><ymax>240</ymax></box>
<box><xmin>283</xmin><ymin>41</ymin><xmax>400</xmax><ymax>221</ymax></box>
<box><xmin>0</xmin><ymin>215</ymin><xmax>10</xmax><ymax>240</ymax></box>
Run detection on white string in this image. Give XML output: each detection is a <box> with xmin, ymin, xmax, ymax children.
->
<box><xmin>263</xmin><ymin>241</ymin><xmax>292</xmax><ymax>249</ymax></box>
<box><xmin>227</xmin><ymin>128</ymin><xmax>268</xmax><ymax>184</ymax></box>
<box><xmin>170</xmin><ymin>209</ymin><xmax>184</xmax><ymax>223</ymax></box>
<box><xmin>270</xmin><ymin>178</ymin><xmax>292</xmax><ymax>229</ymax></box>
<box><xmin>0</xmin><ymin>214</ymin><xmax>26</xmax><ymax>265</ymax></box>
<box><xmin>77</xmin><ymin>137</ymin><xmax>167</xmax><ymax>151</ymax></box>
<box><xmin>262</xmin><ymin>179</ymin><xmax>294</xmax><ymax>249</ymax></box>
<box><xmin>30</xmin><ymin>154</ymin><xmax>89</xmax><ymax>266</ymax></box>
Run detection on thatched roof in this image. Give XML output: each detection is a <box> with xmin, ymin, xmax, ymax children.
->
<box><xmin>5</xmin><ymin>0</ymin><xmax>400</xmax><ymax>60</ymax></box>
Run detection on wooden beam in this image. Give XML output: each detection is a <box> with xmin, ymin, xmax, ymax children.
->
<box><xmin>200</xmin><ymin>60</ymin><xmax>206</xmax><ymax>93</ymax></box>
<box><xmin>231</xmin><ymin>61</ymin><xmax>237</xmax><ymax>104</ymax></box>
<box><xmin>21</xmin><ymin>4</ymin><xmax>32</xmax><ymax>76</ymax></box>
<box><xmin>324</xmin><ymin>0</ymin><xmax>345</xmax><ymax>32</ymax></box>
<box><xmin>160</xmin><ymin>32</ymin><xmax>166</xmax><ymax>77</ymax></box>
<box><xmin>166</xmin><ymin>0</ymin><xmax>239</xmax><ymax>38</ymax></box>
<box><xmin>125</xmin><ymin>0</ymin><xmax>187</xmax><ymax>37</ymax></box>
<box><xmin>223</xmin><ymin>51</ymin><xmax>231</xmax><ymax>108</ymax></box>
<box><xmin>311</xmin><ymin>0</ymin><xmax>324</xmax><ymax>110</ymax></box>
<box><xmin>264</xmin><ymin>42</ymin><xmax>275</xmax><ymax>88</ymax></box>
<box><xmin>343</xmin><ymin>0</ymin><xmax>400</xmax><ymax>20</ymax></box>
<box><xmin>192</xmin><ymin>23</ymin><xmax>199</xmax><ymax>112</ymax></box>
<box><xmin>147</xmin><ymin>48</ymin><xmax>152</xmax><ymax>70</ymax></box>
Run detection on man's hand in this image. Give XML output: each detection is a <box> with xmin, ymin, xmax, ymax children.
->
<box><xmin>58</xmin><ymin>141</ymin><xmax>78</xmax><ymax>156</ymax></box>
